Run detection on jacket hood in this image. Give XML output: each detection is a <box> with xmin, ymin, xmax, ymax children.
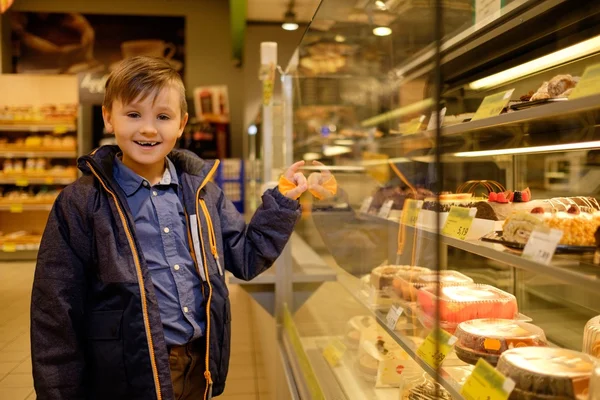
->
<box><xmin>78</xmin><ymin>145</ymin><xmax>216</xmax><ymax>183</ymax></box>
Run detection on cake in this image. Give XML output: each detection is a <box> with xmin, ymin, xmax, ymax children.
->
<box><xmin>583</xmin><ymin>316</ymin><xmax>600</xmax><ymax>358</ymax></box>
<box><xmin>417</xmin><ymin>285</ymin><xmax>519</xmax><ymax>333</ymax></box>
<box><xmin>369</xmin><ymin>186</ymin><xmax>433</xmax><ymax>214</ymax></box>
<box><xmin>393</xmin><ymin>270</ymin><xmax>473</xmax><ymax>302</ymax></box>
<box><xmin>376</xmin><ymin>348</ymin><xmax>420</xmax><ymax>387</ymax></box>
<box><xmin>403</xmin><ymin>380</ymin><xmax>453</xmax><ymax>400</ymax></box>
<box><xmin>497</xmin><ymin>347</ymin><xmax>594</xmax><ymax>399</ymax></box>
<box><xmin>370</xmin><ymin>265</ymin><xmax>425</xmax><ymax>290</ymax></box>
<box><xmin>345</xmin><ymin>316</ymin><xmax>376</xmax><ymax>350</ymax></box>
<box><xmin>454</xmin><ymin>319</ymin><xmax>547</xmax><ymax>366</ymax></box>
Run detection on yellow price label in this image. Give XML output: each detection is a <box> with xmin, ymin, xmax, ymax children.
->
<box><xmin>400</xmin><ymin>116</ymin><xmax>424</xmax><ymax>135</ymax></box>
<box><xmin>442</xmin><ymin>206</ymin><xmax>477</xmax><ymax>240</ymax></box>
<box><xmin>461</xmin><ymin>358</ymin><xmax>515</xmax><ymax>400</ymax></box>
<box><xmin>2</xmin><ymin>243</ymin><xmax>17</xmax><ymax>253</ymax></box>
<box><xmin>471</xmin><ymin>89</ymin><xmax>515</xmax><ymax>121</ymax></box>
<box><xmin>416</xmin><ymin>328</ymin><xmax>457</xmax><ymax>369</ymax></box>
<box><xmin>322</xmin><ymin>338</ymin><xmax>346</xmax><ymax>367</ymax></box>
<box><xmin>401</xmin><ymin>199</ymin><xmax>423</xmax><ymax>227</ymax></box>
<box><xmin>10</xmin><ymin>204</ymin><xmax>23</xmax><ymax>213</ymax></box>
<box><xmin>44</xmin><ymin>177</ymin><xmax>55</xmax><ymax>185</ymax></box>
<box><xmin>53</xmin><ymin>125</ymin><xmax>69</xmax><ymax>135</ymax></box>
<box><xmin>567</xmin><ymin>63</ymin><xmax>600</xmax><ymax>100</ymax></box>
<box><xmin>15</xmin><ymin>178</ymin><xmax>29</xmax><ymax>187</ymax></box>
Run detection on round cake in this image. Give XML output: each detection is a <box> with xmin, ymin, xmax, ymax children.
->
<box><xmin>393</xmin><ymin>269</ymin><xmax>473</xmax><ymax>302</ymax></box>
<box><xmin>371</xmin><ymin>265</ymin><xmax>429</xmax><ymax>290</ymax></box>
<box><xmin>497</xmin><ymin>347</ymin><xmax>595</xmax><ymax>399</ymax></box>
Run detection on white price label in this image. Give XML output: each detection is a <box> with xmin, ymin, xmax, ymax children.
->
<box><xmin>378</xmin><ymin>200</ymin><xmax>394</xmax><ymax>219</ymax></box>
<box><xmin>426</xmin><ymin>107</ymin><xmax>447</xmax><ymax>131</ymax></box>
<box><xmin>360</xmin><ymin>196</ymin><xmax>373</xmax><ymax>214</ymax></box>
<box><xmin>522</xmin><ymin>228</ymin><xmax>563</xmax><ymax>265</ymax></box>
<box><xmin>386</xmin><ymin>305</ymin><xmax>404</xmax><ymax>330</ymax></box>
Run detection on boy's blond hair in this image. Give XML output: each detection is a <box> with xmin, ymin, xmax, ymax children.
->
<box><xmin>103</xmin><ymin>56</ymin><xmax>187</xmax><ymax>118</ymax></box>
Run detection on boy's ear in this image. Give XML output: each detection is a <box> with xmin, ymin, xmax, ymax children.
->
<box><xmin>178</xmin><ymin>112</ymin><xmax>189</xmax><ymax>138</ymax></box>
<box><xmin>102</xmin><ymin>106</ymin><xmax>114</xmax><ymax>134</ymax></box>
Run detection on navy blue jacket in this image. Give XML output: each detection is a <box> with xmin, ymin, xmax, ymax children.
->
<box><xmin>31</xmin><ymin>146</ymin><xmax>301</xmax><ymax>400</ymax></box>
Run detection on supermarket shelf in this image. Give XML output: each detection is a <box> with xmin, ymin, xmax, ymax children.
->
<box><xmin>0</xmin><ymin>203</ymin><xmax>54</xmax><ymax>211</ymax></box>
<box><xmin>378</xmin><ymin>93</ymin><xmax>600</xmax><ymax>150</ymax></box>
<box><xmin>0</xmin><ymin>244</ymin><xmax>39</xmax><ymax>261</ymax></box>
<box><xmin>0</xmin><ymin>124</ymin><xmax>76</xmax><ymax>132</ymax></box>
<box><xmin>0</xmin><ymin>150</ymin><xmax>77</xmax><ymax>158</ymax></box>
<box><xmin>358</xmin><ymin>212</ymin><xmax>600</xmax><ymax>294</ymax></box>
<box><xmin>0</xmin><ymin>177</ymin><xmax>76</xmax><ymax>185</ymax></box>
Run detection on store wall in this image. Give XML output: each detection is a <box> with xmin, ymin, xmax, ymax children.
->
<box><xmin>8</xmin><ymin>0</ymin><xmax>246</xmax><ymax>157</ymax></box>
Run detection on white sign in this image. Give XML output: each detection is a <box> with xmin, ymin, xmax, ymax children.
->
<box><xmin>426</xmin><ymin>107</ymin><xmax>447</xmax><ymax>131</ymax></box>
<box><xmin>522</xmin><ymin>228</ymin><xmax>563</xmax><ymax>265</ymax></box>
<box><xmin>475</xmin><ymin>0</ymin><xmax>505</xmax><ymax>25</ymax></box>
<box><xmin>386</xmin><ymin>305</ymin><xmax>404</xmax><ymax>330</ymax></box>
<box><xmin>360</xmin><ymin>196</ymin><xmax>373</xmax><ymax>214</ymax></box>
<box><xmin>378</xmin><ymin>200</ymin><xmax>395</xmax><ymax>219</ymax></box>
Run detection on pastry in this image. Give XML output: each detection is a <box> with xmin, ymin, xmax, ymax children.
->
<box><xmin>530</xmin><ymin>81</ymin><xmax>550</xmax><ymax>101</ymax></box>
<box><xmin>393</xmin><ymin>270</ymin><xmax>473</xmax><ymax>302</ymax></box>
<box><xmin>454</xmin><ymin>319</ymin><xmax>547</xmax><ymax>366</ymax></box>
<box><xmin>497</xmin><ymin>347</ymin><xmax>594</xmax><ymax>399</ymax></box>
<box><xmin>403</xmin><ymin>380</ymin><xmax>453</xmax><ymax>400</ymax></box>
<box><xmin>417</xmin><ymin>285</ymin><xmax>519</xmax><ymax>333</ymax></box>
<box><xmin>345</xmin><ymin>316</ymin><xmax>376</xmax><ymax>350</ymax></box>
<box><xmin>547</xmin><ymin>74</ymin><xmax>577</xmax><ymax>97</ymax></box>
<box><xmin>583</xmin><ymin>316</ymin><xmax>600</xmax><ymax>358</ymax></box>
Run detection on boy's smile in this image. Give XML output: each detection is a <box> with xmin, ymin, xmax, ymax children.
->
<box><xmin>102</xmin><ymin>84</ymin><xmax>188</xmax><ymax>184</ymax></box>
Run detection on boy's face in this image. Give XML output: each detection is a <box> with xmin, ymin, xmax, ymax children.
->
<box><xmin>102</xmin><ymin>84</ymin><xmax>188</xmax><ymax>174</ymax></box>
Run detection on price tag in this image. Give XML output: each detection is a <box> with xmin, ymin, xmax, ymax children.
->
<box><xmin>426</xmin><ymin>107</ymin><xmax>447</xmax><ymax>131</ymax></box>
<box><xmin>44</xmin><ymin>177</ymin><xmax>55</xmax><ymax>185</ymax></box>
<box><xmin>522</xmin><ymin>228</ymin><xmax>563</xmax><ymax>265</ymax></box>
<box><xmin>401</xmin><ymin>199</ymin><xmax>423</xmax><ymax>227</ymax></box>
<box><xmin>15</xmin><ymin>178</ymin><xmax>29</xmax><ymax>187</ymax></box>
<box><xmin>471</xmin><ymin>89</ymin><xmax>515</xmax><ymax>121</ymax></box>
<box><xmin>461</xmin><ymin>358</ymin><xmax>515</xmax><ymax>400</ymax></box>
<box><xmin>360</xmin><ymin>196</ymin><xmax>373</xmax><ymax>214</ymax></box>
<box><xmin>400</xmin><ymin>116</ymin><xmax>425</xmax><ymax>135</ymax></box>
<box><xmin>53</xmin><ymin>125</ymin><xmax>68</xmax><ymax>135</ymax></box>
<box><xmin>386</xmin><ymin>305</ymin><xmax>404</xmax><ymax>330</ymax></box>
<box><xmin>442</xmin><ymin>207</ymin><xmax>477</xmax><ymax>240</ymax></box>
<box><xmin>416</xmin><ymin>328</ymin><xmax>457</xmax><ymax>369</ymax></box>
<box><xmin>568</xmin><ymin>63</ymin><xmax>600</xmax><ymax>99</ymax></box>
<box><xmin>322</xmin><ymin>338</ymin><xmax>347</xmax><ymax>367</ymax></box>
<box><xmin>2</xmin><ymin>243</ymin><xmax>17</xmax><ymax>253</ymax></box>
<box><xmin>10</xmin><ymin>204</ymin><xmax>23</xmax><ymax>213</ymax></box>
<box><xmin>378</xmin><ymin>200</ymin><xmax>394</xmax><ymax>219</ymax></box>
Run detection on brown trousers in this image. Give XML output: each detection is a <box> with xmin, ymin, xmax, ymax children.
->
<box><xmin>169</xmin><ymin>340</ymin><xmax>207</xmax><ymax>400</ymax></box>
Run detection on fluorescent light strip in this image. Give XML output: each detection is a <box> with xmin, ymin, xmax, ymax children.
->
<box><xmin>454</xmin><ymin>141</ymin><xmax>600</xmax><ymax>157</ymax></box>
<box><xmin>469</xmin><ymin>35</ymin><xmax>600</xmax><ymax>90</ymax></box>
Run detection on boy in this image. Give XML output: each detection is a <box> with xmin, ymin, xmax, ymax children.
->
<box><xmin>30</xmin><ymin>56</ymin><xmax>314</xmax><ymax>400</ymax></box>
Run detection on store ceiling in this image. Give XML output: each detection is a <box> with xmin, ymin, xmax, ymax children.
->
<box><xmin>247</xmin><ymin>0</ymin><xmax>322</xmax><ymax>22</ymax></box>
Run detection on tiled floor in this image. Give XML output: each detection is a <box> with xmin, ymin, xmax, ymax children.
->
<box><xmin>0</xmin><ymin>262</ymin><xmax>268</xmax><ymax>400</ymax></box>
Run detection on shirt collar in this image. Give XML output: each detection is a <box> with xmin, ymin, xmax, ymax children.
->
<box><xmin>113</xmin><ymin>155</ymin><xmax>179</xmax><ymax>197</ymax></box>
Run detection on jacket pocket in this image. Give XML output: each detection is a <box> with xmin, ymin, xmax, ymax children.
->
<box><xmin>218</xmin><ymin>300</ymin><xmax>231</xmax><ymax>384</ymax></box>
<box><xmin>87</xmin><ymin>310</ymin><xmax>127</xmax><ymax>398</ymax></box>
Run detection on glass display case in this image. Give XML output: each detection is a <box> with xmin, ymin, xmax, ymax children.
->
<box><xmin>275</xmin><ymin>1</ymin><xmax>600</xmax><ymax>399</ymax></box>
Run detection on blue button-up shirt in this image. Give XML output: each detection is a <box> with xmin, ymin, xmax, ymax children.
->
<box><xmin>113</xmin><ymin>155</ymin><xmax>205</xmax><ymax>346</ymax></box>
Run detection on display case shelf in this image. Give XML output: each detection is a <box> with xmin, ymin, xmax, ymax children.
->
<box><xmin>0</xmin><ymin>150</ymin><xmax>77</xmax><ymax>159</ymax></box>
<box><xmin>0</xmin><ymin>203</ymin><xmax>54</xmax><ymax>212</ymax></box>
<box><xmin>0</xmin><ymin>124</ymin><xmax>77</xmax><ymax>133</ymax></box>
<box><xmin>0</xmin><ymin>177</ymin><xmax>76</xmax><ymax>185</ymax></box>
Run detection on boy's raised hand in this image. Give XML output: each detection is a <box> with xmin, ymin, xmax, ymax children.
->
<box><xmin>279</xmin><ymin>160</ymin><xmax>308</xmax><ymax>200</ymax></box>
<box><xmin>308</xmin><ymin>161</ymin><xmax>337</xmax><ymax>200</ymax></box>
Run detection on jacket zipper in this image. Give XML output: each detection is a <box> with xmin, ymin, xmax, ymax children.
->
<box><xmin>86</xmin><ymin>162</ymin><xmax>162</xmax><ymax>400</ymax></box>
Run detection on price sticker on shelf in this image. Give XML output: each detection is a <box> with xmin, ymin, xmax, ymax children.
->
<box><xmin>442</xmin><ymin>206</ymin><xmax>477</xmax><ymax>240</ymax></box>
<box><xmin>378</xmin><ymin>200</ymin><xmax>394</xmax><ymax>219</ymax></box>
<box><xmin>9</xmin><ymin>204</ymin><xmax>23</xmax><ymax>213</ymax></box>
<box><xmin>471</xmin><ymin>89</ymin><xmax>515</xmax><ymax>121</ymax></box>
<box><xmin>15</xmin><ymin>178</ymin><xmax>29</xmax><ymax>187</ymax></box>
<box><xmin>2</xmin><ymin>243</ymin><xmax>17</xmax><ymax>253</ymax></box>
<box><xmin>44</xmin><ymin>177</ymin><xmax>55</xmax><ymax>185</ymax></box>
<box><xmin>386</xmin><ymin>305</ymin><xmax>404</xmax><ymax>330</ymax></box>
<box><xmin>522</xmin><ymin>228</ymin><xmax>563</xmax><ymax>265</ymax></box>
<box><xmin>52</xmin><ymin>125</ymin><xmax>69</xmax><ymax>135</ymax></box>
<box><xmin>569</xmin><ymin>63</ymin><xmax>600</xmax><ymax>99</ymax></box>
<box><xmin>400</xmin><ymin>116</ymin><xmax>425</xmax><ymax>135</ymax></box>
<box><xmin>359</xmin><ymin>196</ymin><xmax>373</xmax><ymax>214</ymax></box>
<box><xmin>322</xmin><ymin>338</ymin><xmax>347</xmax><ymax>367</ymax></box>
<box><xmin>417</xmin><ymin>328</ymin><xmax>457</xmax><ymax>369</ymax></box>
<box><xmin>461</xmin><ymin>358</ymin><xmax>515</xmax><ymax>400</ymax></box>
<box><xmin>426</xmin><ymin>107</ymin><xmax>447</xmax><ymax>131</ymax></box>
<box><xmin>401</xmin><ymin>199</ymin><xmax>423</xmax><ymax>227</ymax></box>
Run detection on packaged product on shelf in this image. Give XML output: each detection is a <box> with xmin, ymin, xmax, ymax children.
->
<box><xmin>369</xmin><ymin>186</ymin><xmax>433</xmax><ymax>218</ymax></box>
<box><xmin>454</xmin><ymin>319</ymin><xmax>547</xmax><ymax>366</ymax></box>
<box><xmin>371</xmin><ymin>264</ymin><xmax>430</xmax><ymax>291</ymax></box>
<box><xmin>496</xmin><ymin>347</ymin><xmax>595</xmax><ymax>399</ymax></box>
<box><xmin>376</xmin><ymin>350</ymin><xmax>422</xmax><ymax>388</ymax></box>
<box><xmin>402</xmin><ymin>378</ymin><xmax>454</xmax><ymax>400</ymax></box>
<box><xmin>393</xmin><ymin>270</ymin><xmax>473</xmax><ymax>303</ymax></box>
<box><xmin>417</xmin><ymin>285</ymin><xmax>519</xmax><ymax>333</ymax></box>
<box><xmin>583</xmin><ymin>315</ymin><xmax>600</xmax><ymax>358</ymax></box>
<box><xmin>345</xmin><ymin>315</ymin><xmax>376</xmax><ymax>350</ymax></box>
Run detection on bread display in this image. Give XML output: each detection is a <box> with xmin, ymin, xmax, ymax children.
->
<box><xmin>417</xmin><ymin>285</ymin><xmax>519</xmax><ymax>333</ymax></box>
<box><xmin>497</xmin><ymin>347</ymin><xmax>594</xmax><ymax>399</ymax></box>
<box><xmin>454</xmin><ymin>319</ymin><xmax>547</xmax><ymax>366</ymax></box>
<box><xmin>393</xmin><ymin>270</ymin><xmax>473</xmax><ymax>302</ymax></box>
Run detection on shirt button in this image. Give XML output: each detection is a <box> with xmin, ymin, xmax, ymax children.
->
<box><xmin>163</xmin><ymin>227</ymin><xmax>170</xmax><ymax>233</ymax></box>
<box><xmin>143</xmin><ymin>181</ymin><xmax>149</xmax><ymax>187</ymax></box>
<box><xmin>153</xmin><ymin>191</ymin><xmax>158</xmax><ymax>196</ymax></box>
<box><xmin>174</xmin><ymin>264</ymin><xmax>180</xmax><ymax>271</ymax></box>
<box><xmin>183</xmin><ymin>307</ymin><xmax>189</xmax><ymax>313</ymax></box>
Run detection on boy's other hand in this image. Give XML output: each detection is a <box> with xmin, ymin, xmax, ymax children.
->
<box><xmin>280</xmin><ymin>160</ymin><xmax>308</xmax><ymax>199</ymax></box>
<box><xmin>308</xmin><ymin>161</ymin><xmax>337</xmax><ymax>200</ymax></box>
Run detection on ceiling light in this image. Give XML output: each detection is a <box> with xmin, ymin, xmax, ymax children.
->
<box><xmin>334</xmin><ymin>35</ymin><xmax>346</xmax><ymax>43</ymax></box>
<box><xmin>282</xmin><ymin>10</ymin><xmax>299</xmax><ymax>31</ymax></box>
<box><xmin>375</xmin><ymin>0</ymin><xmax>387</xmax><ymax>10</ymax></box>
<box><xmin>469</xmin><ymin>35</ymin><xmax>600</xmax><ymax>90</ymax></box>
<box><xmin>373</xmin><ymin>26</ymin><xmax>392</xmax><ymax>36</ymax></box>
<box><xmin>453</xmin><ymin>141</ymin><xmax>600</xmax><ymax>157</ymax></box>
<box><xmin>248</xmin><ymin>124</ymin><xmax>257</xmax><ymax>136</ymax></box>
